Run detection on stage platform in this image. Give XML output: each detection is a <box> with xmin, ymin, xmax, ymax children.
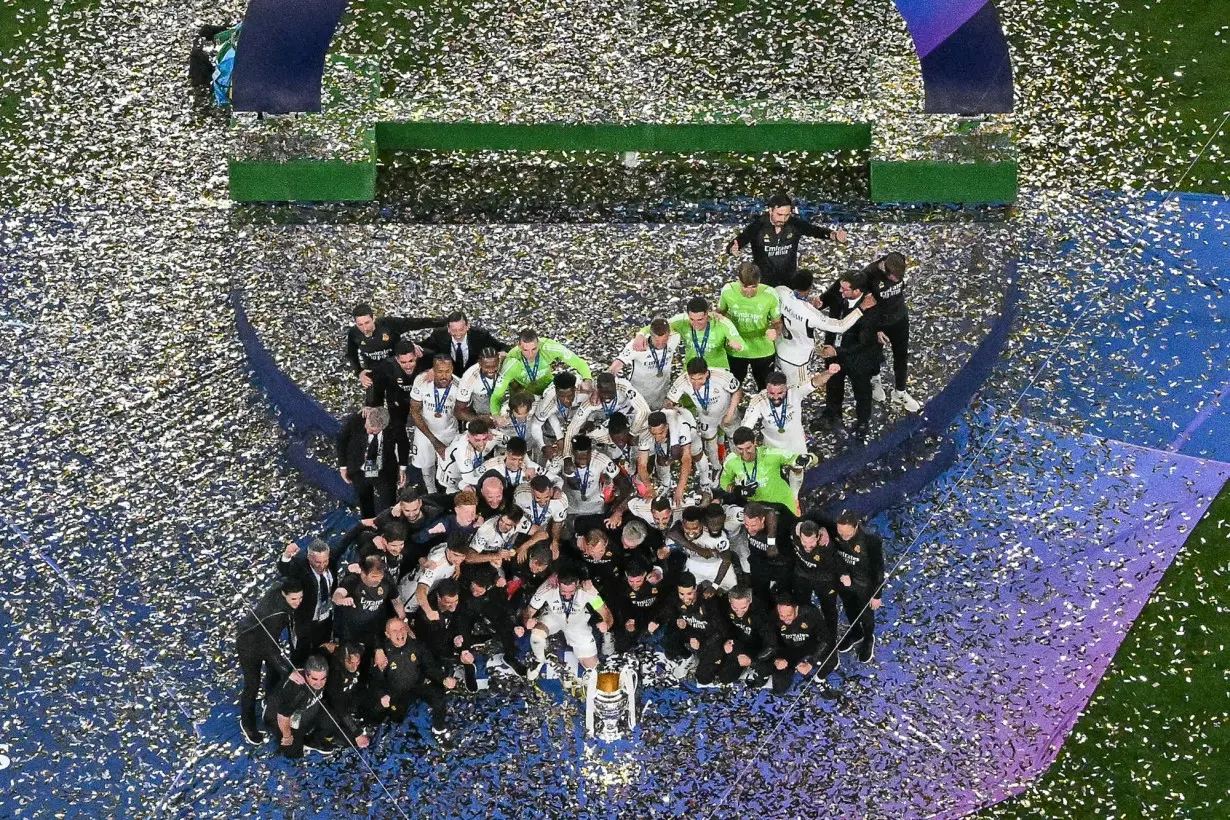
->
<box><xmin>229</xmin><ymin>55</ymin><xmax>1017</xmax><ymax>207</ymax></box>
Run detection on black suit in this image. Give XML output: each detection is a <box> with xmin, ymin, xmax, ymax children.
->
<box><xmin>277</xmin><ymin>543</ymin><xmax>346</xmax><ymax>664</ymax></box>
<box><xmin>337</xmin><ymin>414</ymin><xmax>407</xmax><ymax>517</ymax></box>
<box><xmin>819</xmin><ymin>283</ymin><xmax>883</xmax><ymax>429</ymax></box>
<box><xmin>419</xmin><ymin>326</ymin><xmax>510</xmax><ymax>374</ymax></box>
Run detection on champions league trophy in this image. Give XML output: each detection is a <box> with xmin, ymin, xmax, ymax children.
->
<box><xmin>585</xmin><ymin>667</ymin><xmax>638</xmax><ymax>741</ymax></box>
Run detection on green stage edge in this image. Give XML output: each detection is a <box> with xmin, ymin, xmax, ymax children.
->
<box><xmin>229</xmin><ymin>155</ymin><xmax>377</xmax><ymax>202</ymax></box>
<box><xmin>870</xmin><ymin>160</ymin><xmax>1018</xmax><ymax>205</ymax></box>
<box><xmin>374</xmin><ymin>121</ymin><xmax>871</xmax><ymax>154</ymax></box>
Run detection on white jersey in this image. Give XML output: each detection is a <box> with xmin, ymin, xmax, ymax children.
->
<box><xmin>437</xmin><ymin>434</ymin><xmax>499</xmax><ymax>491</ymax></box>
<box><xmin>682</xmin><ymin>530</ymin><xmax>738</xmax><ymax>590</ymax></box>
<box><xmin>529</xmin><ymin>582</ymin><xmax>604</xmax><ymax>625</ymax></box>
<box><xmin>534</xmin><ymin>384</ymin><xmax>591</xmax><ymax>440</ymax></box>
<box><xmin>480</xmin><ymin>453</ymin><xmax>543</xmax><ymax>490</ymax></box>
<box><xmin>495</xmin><ymin>408</ymin><xmax>546</xmax><ymax>457</ymax></box>
<box><xmin>410</xmin><ymin>373</ymin><xmax>462</xmax><ymax>439</ymax></box>
<box><xmin>774</xmin><ymin>286</ymin><xmax>863</xmax><ymax>366</ymax></box>
<box><xmin>471</xmin><ymin>515</ymin><xmax>530</xmax><ymax>553</ymax></box>
<box><xmin>587</xmin><ymin>426</ymin><xmax>647</xmax><ymax>470</ymax></box>
<box><xmin>568</xmin><ymin>378</ymin><xmax>651</xmax><ymax>442</ymax></box>
<box><xmin>614</xmin><ymin>333</ymin><xmax>681</xmax><ymax>410</ymax></box>
<box><xmin>741</xmin><ymin>389</ymin><xmax>809</xmax><ymax>453</ymax></box>
<box><xmin>667</xmin><ymin>369</ymin><xmax>740</xmax><ymax>435</ymax></box>
<box><xmin>638</xmin><ymin>407</ymin><xmax>697</xmax><ymax>460</ymax></box>
<box><xmin>399</xmin><ymin>545</ymin><xmax>459</xmax><ymax>610</ymax></box>
<box><xmin>456</xmin><ymin>363</ymin><xmax>501</xmax><ymax>416</ymax></box>
<box><xmin>514</xmin><ymin>486</ymin><xmax>569</xmax><ymax>529</ymax></box>
<box><xmin>559</xmin><ymin>452</ymin><xmax>620</xmax><ymax>515</ymax></box>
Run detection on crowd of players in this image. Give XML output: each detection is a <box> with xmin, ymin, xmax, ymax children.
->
<box><xmin>236</xmin><ymin>196</ymin><xmax>915</xmax><ymax>756</ymax></box>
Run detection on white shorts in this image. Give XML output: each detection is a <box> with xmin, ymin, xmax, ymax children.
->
<box><xmin>411</xmin><ymin>428</ymin><xmax>445</xmax><ymax>471</ymax></box>
<box><xmin>538</xmin><ymin>613</ymin><xmax>599</xmax><ymax>659</ymax></box>
<box><xmin>776</xmin><ymin>359</ymin><xmax>811</xmax><ymax>389</ymax></box>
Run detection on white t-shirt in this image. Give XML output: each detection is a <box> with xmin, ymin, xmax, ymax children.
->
<box><xmin>514</xmin><ymin>486</ymin><xmax>569</xmax><ymax>529</ymax></box>
<box><xmin>667</xmin><ymin>369</ymin><xmax>740</xmax><ymax>433</ymax></box>
<box><xmin>471</xmin><ymin>515</ymin><xmax>530</xmax><ymax>553</ymax></box>
<box><xmin>480</xmin><ymin>453</ymin><xmax>543</xmax><ymax>490</ymax></box>
<box><xmin>399</xmin><ymin>545</ymin><xmax>458</xmax><ymax>611</ymax></box>
<box><xmin>534</xmin><ymin>384</ymin><xmax>591</xmax><ymax>440</ymax></box>
<box><xmin>559</xmin><ymin>452</ymin><xmax>620</xmax><ymax>515</ymax></box>
<box><xmin>615</xmin><ymin>334</ymin><xmax>681</xmax><ymax>410</ymax></box>
<box><xmin>639</xmin><ymin>407</ymin><xmax>697</xmax><ymax>461</ymax></box>
<box><xmin>774</xmin><ymin>286</ymin><xmax>865</xmax><ymax>365</ymax></box>
<box><xmin>410</xmin><ymin>373</ymin><xmax>462</xmax><ymax>439</ymax></box>
<box><xmin>742</xmin><ymin>389</ymin><xmax>809</xmax><ymax>453</ymax></box>
<box><xmin>438</xmin><ymin>434</ymin><xmax>499</xmax><ymax>491</ymax></box>
<box><xmin>456</xmin><ymin>363</ymin><xmax>501</xmax><ymax>416</ymax></box>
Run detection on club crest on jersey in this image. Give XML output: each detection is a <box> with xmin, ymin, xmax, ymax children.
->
<box><xmin>410</xmin><ymin>653</ymin><xmax>416</xmax><ymax>661</ymax></box>
<box><xmin>764</xmin><ymin>234</ymin><xmax>772</xmax><ymax>243</ymax></box>
<box><xmin>854</xmin><ymin>545</ymin><xmax>861</xmax><ymax>553</ymax></box>
<box><xmin>377</xmin><ymin>586</ymin><xmax>385</xmax><ymax>595</ymax></box>
<box><xmin>800</xmin><ymin>622</ymin><xmax>808</xmax><ymax>629</ymax></box>
<box><xmin>382</xmin><ymin>334</ymin><xmax>390</xmax><ymax>341</ymax></box>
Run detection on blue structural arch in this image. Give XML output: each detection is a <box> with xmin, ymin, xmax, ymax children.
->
<box><xmin>893</xmin><ymin>0</ymin><xmax>1015</xmax><ymax>113</ymax></box>
<box><xmin>230</xmin><ymin>0</ymin><xmax>1012</xmax><ymax>116</ymax></box>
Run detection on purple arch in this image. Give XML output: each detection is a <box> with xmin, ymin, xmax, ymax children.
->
<box><xmin>893</xmin><ymin>0</ymin><xmax>1015</xmax><ymax>113</ymax></box>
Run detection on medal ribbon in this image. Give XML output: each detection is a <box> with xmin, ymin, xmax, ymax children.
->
<box><xmin>769</xmin><ymin>396</ymin><xmax>788</xmax><ymax>431</ymax></box>
<box><xmin>741</xmin><ymin>455</ymin><xmax>758</xmax><ymax>485</ymax></box>
<box><xmin>690</xmin><ymin>323</ymin><xmax>711</xmax><ymax>359</ymax></box>
<box><xmin>695</xmin><ymin>377</ymin><xmax>712</xmax><ymax>412</ymax></box>
<box><xmin>524</xmin><ymin>353</ymin><xmax>542</xmax><ymax>383</ymax></box>
<box><xmin>649</xmin><ymin>343</ymin><xmax>669</xmax><ymax>374</ymax></box>
<box><xmin>433</xmin><ymin>383</ymin><xmax>452</xmax><ymax>415</ymax></box>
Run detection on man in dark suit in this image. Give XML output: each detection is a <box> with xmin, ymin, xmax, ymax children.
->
<box><xmin>278</xmin><ymin>537</ymin><xmax>346</xmax><ymax>664</ymax></box>
<box><xmin>818</xmin><ymin>271</ymin><xmax>884</xmax><ymax>440</ymax></box>
<box><xmin>420</xmin><ymin>311</ymin><xmax>509</xmax><ymax>375</ymax></box>
<box><xmin>337</xmin><ymin>406</ymin><xmax>407</xmax><ymax>517</ymax></box>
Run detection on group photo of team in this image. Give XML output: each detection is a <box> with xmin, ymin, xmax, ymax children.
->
<box><xmin>238</xmin><ymin>202</ymin><xmax>913</xmax><ymax>755</ymax></box>
<box><xmin>6</xmin><ymin>0</ymin><xmax>1226</xmax><ymax>815</ymax></box>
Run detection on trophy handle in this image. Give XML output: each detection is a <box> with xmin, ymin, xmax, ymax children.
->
<box><xmin>621</xmin><ymin>667</ymin><xmax>638</xmax><ymax>730</ymax></box>
<box><xmin>584</xmin><ymin>667</ymin><xmax>598</xmax><ymax>736</ymax></box>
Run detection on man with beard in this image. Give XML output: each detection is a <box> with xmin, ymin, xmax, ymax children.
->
<box><xmin>700</xmin><ymin>585</ymin><xmax>777</xmax><ymax>686</ymax></box>
<box><xmin>755</xmin><ymin>590</ymin><xmax>834</xmax><ymax>694</ymax></box>
<box><xmin>733</xmin><ymin>501</ymin><xmax>795</xmax><ymax>604</ymax></box>
<box><xmin>408</xmin><ymin>355</ymin><xmax>462</xmax><ymax>494</ymax></box>
<box><xmin>651</xmin><ymin>571</ymin><xmax>726</xmax><ymax>682</ymax></box>
<box><xmin>863</xmin><ymin>251</ymin><xmax>921</xmax><ymax>412</ymax></box>
<box><xmin>608</xmin><ymin>555</ymin><xmax>668</xmax><ymax>653</ymax></box>
<box><xmin>345</xmin><ymin>303</ymin><xmax>445</xmax><ymax>388</ymax></box>
<box><xmin>455</xmin><ymin>564</ymin><xmax>530</xmax><ymax>682</ymax></box>
<box><xmin>363</xmin><ymin>617</ymin><xmax>457</xmax><ymax>743</ymax></box>
<box><xmin>725</xmin><ymin>193</ymin><xmax>848</xmax><ymax>288</ymax></box>
<box><xmin>265</xmin><ymin>654</ymin><xmax>333</xmax><ymax>758</ymax></box>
